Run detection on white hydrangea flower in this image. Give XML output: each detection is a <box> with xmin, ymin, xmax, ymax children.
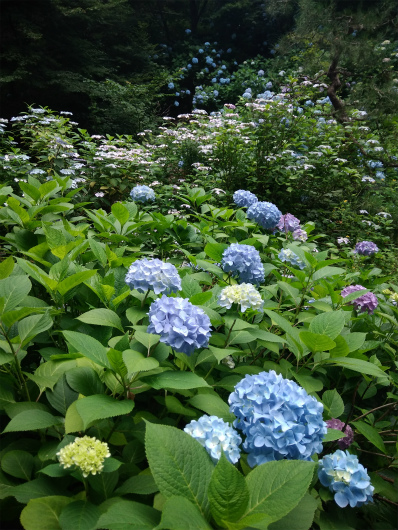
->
<box><xmin>218</xmin><ymin>283</ymin><xmax>264</xmax><ymax>312</ymax></box>
<box><xmin>57</xmin><ymin>436</ymin><xmax>111</xmax><ymax>477</ymax></box>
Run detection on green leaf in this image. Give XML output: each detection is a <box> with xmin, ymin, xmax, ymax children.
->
<box><xmin>181</xmin><ymin>275</ymin><xmax>202</xmax><ymax>298</ymax></box>
<box><xmin>312</xmin><ymin>266</ymin><xmax>346</xmax><ymax>281</ymax></box>
<box><xmin>133</xmin><ymin>330</ymin><xmax>161</xmax><ymax>350</ymax></box>
<box><xmin>77</xmin><ymin>309</ymin><xmax>124</xmax><ymax>332</ymax></box>
<box><xmin>20</xmin><ymin>496</ymin><xmax>72</xmax><ymax>530</ymax></box>
<box><xmin>116</xmin><ymin>474</ymin><xmax>159</xmax><ymax>496</ymax></box>
<box><xmin>243</xmin><ymin>460</ymin><xmax>315</xmax><ymax>525</ymax></box>
<box><xmin>268</xmin><ymin>493</ymin><xmax>318</xmax><ymax>530</ymax></box>
<box><xmin>112</xmin><ymin>202</ymin><xmax>130</xmax><ymax>225</ymax></box>
<box><xmin>39</xmin><ymin>464</ymin><xmax>71</xmax><ymax>478</ymax></box>
<box><xmin>88</xmin><ymin>238</ymin><xmax>107</xmax><ymax>267</ymax></box>
<box><xmin>309</xmin><ymin>311</ymin><xmax>345</xmax><ymax>339</ymax></box>
<box><xmin>0</xmin><ymin>275</ymin><xmax>31</xmax><ymax>313</ymax></box>
<box><xmin>59</xmin><ymin>501</ymin><xmax>101</xmax><ymax>530</ymax></box>
<box><xmin>208</xmin><ymin>453</ymin><xmax>249</xmax><ymax>525</ymax></box>
<box><xmin>329</xmin><ymin>336</ymin><xmax>349</xmax><ymax>357</ymax></box>
<box><xmin>165</xmin><ymin>395</ymin><xmax>197</xmax><ymax>417</ymax></box>
<box><xmin>141</xmin><ymin>371</ymin><xmax>210</xmax><ymax>390</ymax></box>
<box><xmin>195</xmin><ymin>260</ymin><xmax>223</xmax><ymax>278</ymax></box>
<box><xmin>64</xmin><ymin>401</ymin><xmax>84</xmax><ymax>434</ymax></box>
<box><xmin>299</xmin><ymin>331</ymin><xmax>336</xmax><ymax>352</ymax></box>
<box><xmin>63</xmin><ymin>331</ymin><xmax>111</xmax><ymax>368</ymax></box>
<box><xmin>353</xmin><ymin>420</ymin><xmax>386</xmax><ymax>453</ymax></box>
<box><xmin>123</xmin><ymin>350</ymin><xmax>159</xmax><ymax>373</ymax></box>
<box><xmin>204</xmin><ymin>242</ymin><xmax>228</xmax><ymax>262</ymax></box>
<box><xmin>65</xmin><ymin>366</ymin><xmax>105</xmax><ymax>396</ymax></box>
<box><xmin>323</xmin><ymin>357</ymin><xmax>387</xmax><ymax>378</ymax></box>
<box><xmin>96</xmin><ymin>499</ymin><xmax>160</xmax><ymax>530</ymax></box>
<box><xmin>156</xmin><ymin>496</ymin><xmax>212</xmax><ymax>530</ymax></box>
<box><xmin>0</xmin><ymin>256</ymin><xmax>14</xmax><ymax>279</ymax></box>
<box><xmin>1</xmin><ymin>450</ymin><xmax>34</xmax><ymax>480</ymax></box>
<box><xmin>18</xmin><ymin>313</ymin><xmax>53</xmax><ymax>346</ymax></box>
<box><xmin>125</xmin><ymin>307</ymin><xmax>147</xmax><ymax>325</ymax></box>
<box><xmin>74</xmin><ymin>394</ymin><xmax>134</xmax><ymax>430</ymax></box>
<box><xmin>46</xmin><ymin>374</ymin><xmax>78</xmax><ymax>415</ymax></box>
<box><xmin>293</xmin><ymin>372</ymin><xmax>323</xmax><ymax>394</ymax></box>
<box><xmin>318</xmin><ymin>512</ymin><xmax>356</xmax><ymax>530</ymax></box>
<box><xmin>322</xmin><ymin>389</ymin><xmax>344</xmax><ymax>419</ymax></box>
<box><xmin>189</xmin><ymin>392</ymin><xmax>234</xmax><ymax>422</ymax></box>
<box><xmin>57</xmin><ymin>270</ymin><xmax>97</xmax><ymax>296</ymax></box>
<box><xmin>12</xmin><ymin>476</ymin><xmax>67</xmax><ymax>504</ymax></box>
<box><xmin>189</xmin><ymin>291</ymin><xmax>213</xmax><ymax>305</ymax></box>
<box><xmin>344</xmin><ymin>333</ymin><xmax>366</xmax><ymax>353</ymax></box>
<box><xmin>323</xmin><ymin>428</ymin><xmax>347</xmax><ymax>443</ymax></box>
<box><xmin>2</xmin><ymin>306</ymin><xmax>46</xmax><ymax>328</ymax></box>
<box><xmin>146</xmin><ymin>422</ymin><xmax>213</xmax><ymax>519</ymax></box>
<box><xmin>3</xmin><ymin>410</ymin><xmax>62</xmax><ymax>433</ymax></box>
<box><xmin>207</xmin><ymin>345</ymin><xmax>241</xmax><ymax>363</ymax></box>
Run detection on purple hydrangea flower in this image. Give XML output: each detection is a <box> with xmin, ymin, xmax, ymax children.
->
<box><xmin>341</xmin><ymin>285</ymin><xmax>378</xmax><ymax>314</ymax></box>
<box><xmin>221</xmin><ymin>244</ymin><xmax>265</xmax><ymax>285</ymax></box>
<box><xmin>325</xmin><ymin>419</ymin><xmax>354</xmax><ymax>449</ymax></box>
<box><xmin>277</xmin><ymin>213</ymin><xmax>301</xmax><ymax>233</ymax></box>
<box><xmin>354</xmin><ymin>241</ymin><xmax>379</xmax><ymax>256</ymax></box>
<box><xmin>130</xmin><ymin>185</ymin><xmax>155</xmax><ymax>203</ymax></box>
<box><xmin>184</xmin><ymin>415</ymin><xmax>241</xmax><ymax>464</ymax></box>
<box><xmin>247</xmin><ymin>201</ymin><xmax>281</xmax><ymax>230</ymax></box>
<box><xmin>125</xmin><ymin>258</ymin><xmax>181</xmax><ymax>295</ymax></box>
<box><xmin>318</xmin><ymin>450</ymin><xmax>374</xmax><ymax>508</ymax></box>
<box><xmin>233</xmin><ymin>189</ymin><xmax>258</xmax><ymax>208</ymax></box>
<box><xmin>147</xmin><ymin>296</ymin><xmax>211</xmax><ymax>355</ymax></box>
<box><xmin>229</xmin><ymin>371</ymin><xmax>327</xmax><ymax>467</ymax></box>
<box><xmin>293</xmin><ymin>228</ymin><xmax>308</xmax><ymax>242</ymax></box>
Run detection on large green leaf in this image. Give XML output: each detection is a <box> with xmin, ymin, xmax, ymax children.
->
<box><xmin>141</xmin><ymin>371</ymin><xmax>209</xmax><ymax>390</ymax></box>
<box><xmin>18</xmin><ymin>313</ymin><xmax>53</xmax><ymax>346</ymax></box>
<box><xmin>268</xmin><ymin>493</ymin><xmax>318</xmax><ymax>530</ymax></box>
<box><xmin>12</xmin><ymin>476</ymin><xmax>67</xmax><ymax>504</ymax></box>
<box><xmin>146</xmin><ymin>422</ymin><xmax>214</xmax><ymax>519</ymax></box>
<box><xmin>65</xmin><ymin>366</ymin><xmax>105</xmax><ymax>396</ymax></box>
<box><xmin>96</xmin><ymin>499</ymin><xmax>160</xmax><ymax>530</ymax></box>
<box><xmin>0</xmin><ymin>274</ymin><xmax>31</xmax><ymax>313</ymax></box>
<box><xmin>208</xmin><ymin>453</ymin><xmax>249</xmax><ymax>525</ymax></box>
<box><xmin>322</xmin><ymin>389</ymin><xmax>344</xmax><ymax>419</ymax></box>
<box><xmin>63</xmin><ymin>330</ymin><xmax>111</xmax><ymax>368</ymax></box>
<box><xmin>0</xmin><ymin>256</ymin><xmax>14</xmax><ymax>279</ymax></box>
<box><xmin>74</xmin><ymin>394</ymin><xmax>135</xmax><ymax>430</ymax></box>
<box><xmin>1</xmin><ymin>450</ymin><xmax>34</xmax><ymax>480</ymax></box>
<box><xmin>46</xmin><ymin>374</ymin><xmax>79</xmax><ymax>415</ymax></box>
<box><xmin>3</xmin><ymin>410</ymin><xmax>62</xmax><ymax>433</ymax></box>
<box><xmin>188</xmin><ymin>392</ymin><xmax>234</xmax><ymax>422</ymax></box>
<box><xmin>20</xmin><ymin>496</ymin><xmax>72</xmax><ymax>530</ymax></box>
<box><xmin>156</xmin><ymin>496</ymin><xmax>212</xmax><ymax>530</ymax></box>
<box><xmin>322</xmin><ymin>357</ymin><xmax>387</xmax><ymax>378</ymax></box>
<box><xmin>344</xmin><ymin>333</ymin><xmax>366</xmax><ymax>353</ymax></box>
<box><xmin>181</xmin><ymin>275</ymin><xmax>202</xmax><ymax>298</ymax></box>
<box><xmin>115</xmin><ymin>474</ymin><xmax>158</xmax><ymax>496</ymax></box>
<box><xmin>299</xmin><ymin>331</ymin><xmax>336</xmax><ymax>352</ymax></box>
<box><xmin>312</xmin><ymin>266</ymin><xmax>346</xmax><ymax>281</ymax></box>
<box><xmin>309</xmin><ymin>311</ymin><xmax>345</xmax><ymax>339</ymax></box>
<box><xmin>57</xmin><ymin>270</ymin><xmax>97</xmax><ymax>296</ymax></box>
<box><xmin>353</xmin><ymin>420</ymin><xmax>387</xmax><ymax>454</ymax></box>
<box><xmin>123</xmin><ymin>350</ymin><xmax>159</xmax><ymax>373</ymax></box>
<box><xmin>59</xmin><ymin>501</ymin><xmax>101</xmax><ymax>530</ymax></box>
<box><xmin>77</xmin><ymin>308</ymin><xmax>123</xmax><ymax>332</ymax></box>
<box><xmin>204</xmin><ymin>242</ymin><xmax>228</xmax><ymax>262</ymax></box>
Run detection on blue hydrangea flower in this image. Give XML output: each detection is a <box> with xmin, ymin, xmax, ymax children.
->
<box><xmin>247</xmin><ymin>201</ymin><xmax>281</xmax><ymax>230</ymax></box>
<box><xmin>354</xmin><ymin>241</ymin><xmax>379</xmax><ymax>256</ymax></box>
<box><xmin>192</xmin><ymin>57</ymin><xmax>198</xmax><ymax>64</ymax></box>
<box><xmin>125</xmin><ymin>258</ymin><xmax>181</xmax><ymax>295</ymax></box>
<box><xmin>184</xmin><ymin>415</ymin><xmax>241</xmax><ymax>464</ymax></box>
<box><xmin>130</xmin><ymin>185</ymin><xmax>155</xmax><ymax>203</ymax></box>
<box><xmin>318</xmin><ymin>450</ymin><xmax>374</xmax><ymax>508</ymax></box>
<box><xmin>168</xmin><ymin>82</ymin><xmax>174</xmax><ymax>90</ymax></box>
<box><xmin>221</xmin><ymin>244</ymin><xmax>265</xmax><ymax>285</ymax></box>
<box><xmin>233</xmin><ymin>189</ymin><xmax>258</xmax><ymax>208</ymax></box>
<box><xmin>293</xmin><ymin>229</ymin><xmax>308</xmax><ymax>242</ymax></box>
<box><xmin>278</xmin><ymin>248</ymin><xmax>306</xmax><ymax>269</ymax></box>
<box><xmin>277</xmin><ymin>213</ymin><xmax>300</xmax><ymax>233</ymax></box>
<box><xmin>229</xmin><ymin>371</ymin><xmax>327</xmax><ymax>467</ymax></box>
<box><xmin>147</xmin><ymin>296</ymin><xmax>211</xmax><ymax>355</ymax></box>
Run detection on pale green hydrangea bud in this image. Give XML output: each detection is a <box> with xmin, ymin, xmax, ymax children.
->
<box><xmin>57</xmin><ymin>436</ymin><xmax>111</xmax><ymax>477</ymax></box>
<box><xmin>218</xmin><ymin>283</ymin><xmax>264</xmax><ymax>312</ymax></box>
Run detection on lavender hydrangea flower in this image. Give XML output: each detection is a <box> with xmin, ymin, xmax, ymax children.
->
<box><xmin>247</xmin><ymin>201</ymin><xmax>282</xmax><ymax>230</ymax></box>
<box><xmin>233</xmin><ymin>189</ymin><xmax>258</xmax><ymax>208</ymax></box>
<box><xmin>341</xmin><ymin>285</ymin><xmax>378</xmax><ymax>314</ymax></box>
<box><xmin>354</xmin><ymin>241</ymin><xmax>379</xmax><ymax>256</ymax></box>
<box><xmin>125</xmin><ymin>258</ymin><xmax>181</xmax><ymax>295</ymax></box>
<box><xmin>147</xmin><ymin>295</ymin><xmax>211</xmax><ymax>355</ymax></box>
<box><xmin>221</xmin><ymin>244</ymin><xmax>265</xmax><ymax>285</ymax></box>
<box><xmin>130</xmin><ymin>185</ymin><xmax>156</xmax><ymax>203</ymax></box>
<box><xmin>218</xmin><ymin>283</ymin><xmax>264</xmax><ymax>312</ymax></box>
<box><xmin>277</xmin><ymin>213</ymin><xmax>301</xmax><ymax>233</ymax></box>
<box><xmin>318</xmin><ymin>450</ymin><xmax>374</xmax><ymax>508</ymax></box>
<box><xmin>326</xmin><ymin>419</ymin><xmax>354</xmax><ymax>450</ymax></box>
<box><xmin>184</xmin><ymin>415</ymin><xmax>242</xmax><ymax>464</ymax></box>
<box><xmin>293</xmin><ymin>229</ymin><xmax>308</xmax><ymax>242</ymax></box>
<box><xmin>229</xmin><ymin>371</ymin><xmax>327</xmax><ymax>467</ymax></box>
<box><xmin>278</xmin><ymin>248</ymin><xmax>306</xmax><ymax>269</ymax></box>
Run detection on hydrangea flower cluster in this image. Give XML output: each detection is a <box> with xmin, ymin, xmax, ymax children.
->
<box><xmin>318</xmin><ymin>450</ymin><xmax>374</xmax><ymax>508</ymax></box>
<box><xmin>147</xmin><ymin>295</ymin><xmax>211</xmax><ymax>355</ymax></box>
<box><xmin>276</xmin><ymin>213</ymin><xmax>300</xmax><ymax>233</ymax></box>
<box><xmin>278</xmin><ymin>248</ymin><xmax>306</xmax><ymax>269</ymax></box>
<box><xmin>218</xmin><ymin>283</ymin><xmax>264</xmax><ymax>313</ymax></box>
<box><xmin>130</xmin><ymin>185</ymin><xmax>156</xmax><ymax>203</ymax></box>
<box><xmin>233</xmin><ymin>189</ymin><xmax>258</xmax><ymax>208</ymax></box>
<box><xmin>125</xmin><ymin>258</ymin><xmax>181</xmax><ymax>295</ymax></box>
<box><xmin>354</xmin><ymin>241</ymin><xmax>379</xmax><ymax>256</ymax></box>
<box><xmin>341</xmin><ymin>285</ymin><xmax>378</xmax><ymax>314</ymax></box>
<box><xmin>221</xmin><ymin>244</ymin><xmax>265</xmax><ymax>285</ymax></box>
<box><xmin>293</xmin><ymin>229</ymin><xmax>308</xmax><ymax>242</ymax></box>
<box><xmin>325</xmin><ymin>419</ymin><xmax>354</xmax><ymax>450</ymax></box>
<box><xmin>247</xmin><ymin>201</ymin><xmax>282</xmax><ymax>230</ymax></box>
<box><xmin>184</xmin><ymin>415</ymin><xmax>241</xmax><ymax>464</ymax></box>
<box><xmin>382</xmin><ymin>289</ymin><xmax>398</xmax><ymax>306</ymax></box>
<box><xmin>229</xmin><ymin>371</ymin><xmax>327</xmax><ymax>467</ymax></box>
<box><xmin>57</xmin><ymin>436</ymin><xmax>111</xmax><ymax>477</ymax></box>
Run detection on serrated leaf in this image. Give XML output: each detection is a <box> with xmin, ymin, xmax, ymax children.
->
<box><xmin>64</xmin><ymin>400</ymin><xmax>84</xmax><ymax>434</ymax></box>
<box><xmin>323</xmin><ymin>357</ymin><xmax>387</xmax><ymax>378</ymax></box>
<box><xmin>88</xmin><ymin>238</ymin><xmax>107</xmax><ymax>267</ymax></box>
<box><xmin>74</xmin><ymin>394</ymin><xmax>134</xmax><ymax>430</ymax></box>
<box><xmin>112</xmin><ymin>202</ymin><xmax>130</xmax><ymax>225</ymax></box>
<box><xmin>1</xmin><ymin>450</ymin><xmax>34</xmax><ymax>480</ymax></box>
<box><xmin>96</xmin><ymin>499</ymin><xmax>160</xmax><ymax>530</ymax></box>
<box><xmin>0</xmin><ymin>256</ymin><xmax>14</xmax><ymax>279</ymax></box>
<box><xmin>46</xmin><ymin>374</ymin><xmax>78</xmax><ymax>415</ymax></box>
<box><xmin>329</xmin><ymin>336</ymin><xmax>350</xmax><ymax>357</ymax></box>
<box><xmin>344</xmin><ymin>333</ymin><xmax>366</xmax><ymax>353</ymax></box>
<box><xmin>299</xmin><ymin>331</ymin><xmax>336</xmax><ymax>352</ymax></box>
<box><xmin>133</xmin><ymin>330</ymin><xmax>161</xmax><ymax>350</ymax></box>
<box><xmin>353</xmin><ymin>420</ymin><xmax>386</xmax><ymax>453</ymax></box>
<box><xmin>125</xmin><ymin>307</ymin><xmax>147</xmax><ymax>325</ymax></box>
<box><xmin>312</xmin><ymin>266</ymin><xmax>346</xmax><ymax>280</ymax></box>
<box><xmin>63</xmin><ymin>330</ymin><xmax>110</xmax><ymax>368</ymax></box>
<box><xmin>115</xmin><ymin>474</ymin><xmax>159</xmax><ymax>496</ymax></box>
<box><xmin>20</xmin><ymin>496</ymin><xmax>72</xmax><ymax>530</ymax></box>
<box><xmin>2</xmin><ymin>410</ymin><xmax>62</xmax><ymax>433</ymax></box>
<box><xmin>189</xmin><ymin>392</ymin><xmax>234</xmax><ymax>421</ymax></box>
<box><xmin>165</xmin><ymin>395</ymin><xmax>197</xmax><ymax>417</ymax></box>
<box><xmin>268</xmin><ymin>493</ymin><xmax>318</xmax><ymax>530</ymax></box>
<box><xmin>181</xmin><ymin>275</ymin><xmax>202</xmax><ymax>298</ymax></box>
<box><xmin>322</xmin><ymin>389</ymin><xmax>344</xmax><ymax>419</ymax></box>
<box><xmin>156</xmin><ymin>496</ymin><xmax>212</xmax><ymax>530</ymax></box>
<box><xmin>18</xmin><ymin>313</ymin><xmax>53</xmax><ymax>346</ymax></box>
<box><xmin>204</xmin><ymin>242</ymin><xmax>228</xmax><ymax>262</ymax></box>
<box><xmin>208</xmin><ymin>453</ymin><xmax>249</xmax><ymax>525</ymax></box>
<box><xmin>123</xmin><ymin>350</ymin><xmax>159</xmax><ymax>373</ymax></box>
<box><xmin>0</xmin><ymin>275</ymin><xmax>31</xmax><ymax>313</ymax></box>
<box><xmin>207</xmin><ymin>345</ymin><xmax>241</xmax><ymax>362</ymax></box>
<box><xmin>141</xmin><ymin>371</ymin><xmax>209</xmax><ymax>390</ymax></box>
<box><xmin>309</xmin><ymin>311</ymin><xmax>345</xmax><ymax>339</ymax></box>
<box><xmin>77</xmin><ymin>308</ymin><xmax>124</xmax><ymax>332</ymax></box>
<box><xmin>59</xmin><ymin>501</ymin><xmax>101</xmax><ymax>530</ymax></box>
<box><xmin>189</xmin><ymin>291</ymin><xmax>213</xmax><ymax>305</ymax></box>
<box><xmin>57</xmin><ymin>270</ymin><xmax>97</xmax><ymax>296</ymax></box>
<box><xmin>65</xmin><ymin>366</ymin><xmax>105</xmax><ymax>396</ymax></box>
<box><xmin>146</xmin><ymin>422</ymin><xmax>214</xmax><ymax>519</ymax></box>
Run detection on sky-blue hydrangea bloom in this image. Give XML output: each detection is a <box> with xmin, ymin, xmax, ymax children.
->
<box><xmin>279</xmin><ymin>248</ymin><xmax>306</xmax><ymax>269</ymax></box>
<box><xmin>221</xmin><ymin>244</ymin><xmax>265</xmax><ymax>285</ymax></box>
<box><xmin>184</xmin><ymin>415</ymin><xmax>242</xmax><ymax>464</ymax></box>
<box><xmin>233</xmin><ymin>189</ymin><xmax>258</xmax><ymax>208</ymax></box>
<box><xmin>147</xmin><ymin>296</ymin><xmax>211</xmax><ymax>355</ymax></box>
<box><xmin>229</xmin><ymin>370</ymin><xmax>327</xmax><ymax>467</ymax></box>
<box><xmin>247</xmin><ymin>201</ymin><xmax>281</xmax><ymax>230</ymax></box>
<box><xmin>354</xmin><ymin>241</ymin><xmax>379</xmax><ymax>256</ymax></box>
<box><xmin>318</xmin><ymin>450</ymin><xmax>374</xmax><ymax>508</ymax></box>
<box><xmin>125</xmin><ymin>258</ymin><xmax>181</xmax><ymax>295</ymax></box>
<box><xmin>130</xmin><ymin>185</ymin><xmax>155</xmax><ymax>203</ymax></box>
